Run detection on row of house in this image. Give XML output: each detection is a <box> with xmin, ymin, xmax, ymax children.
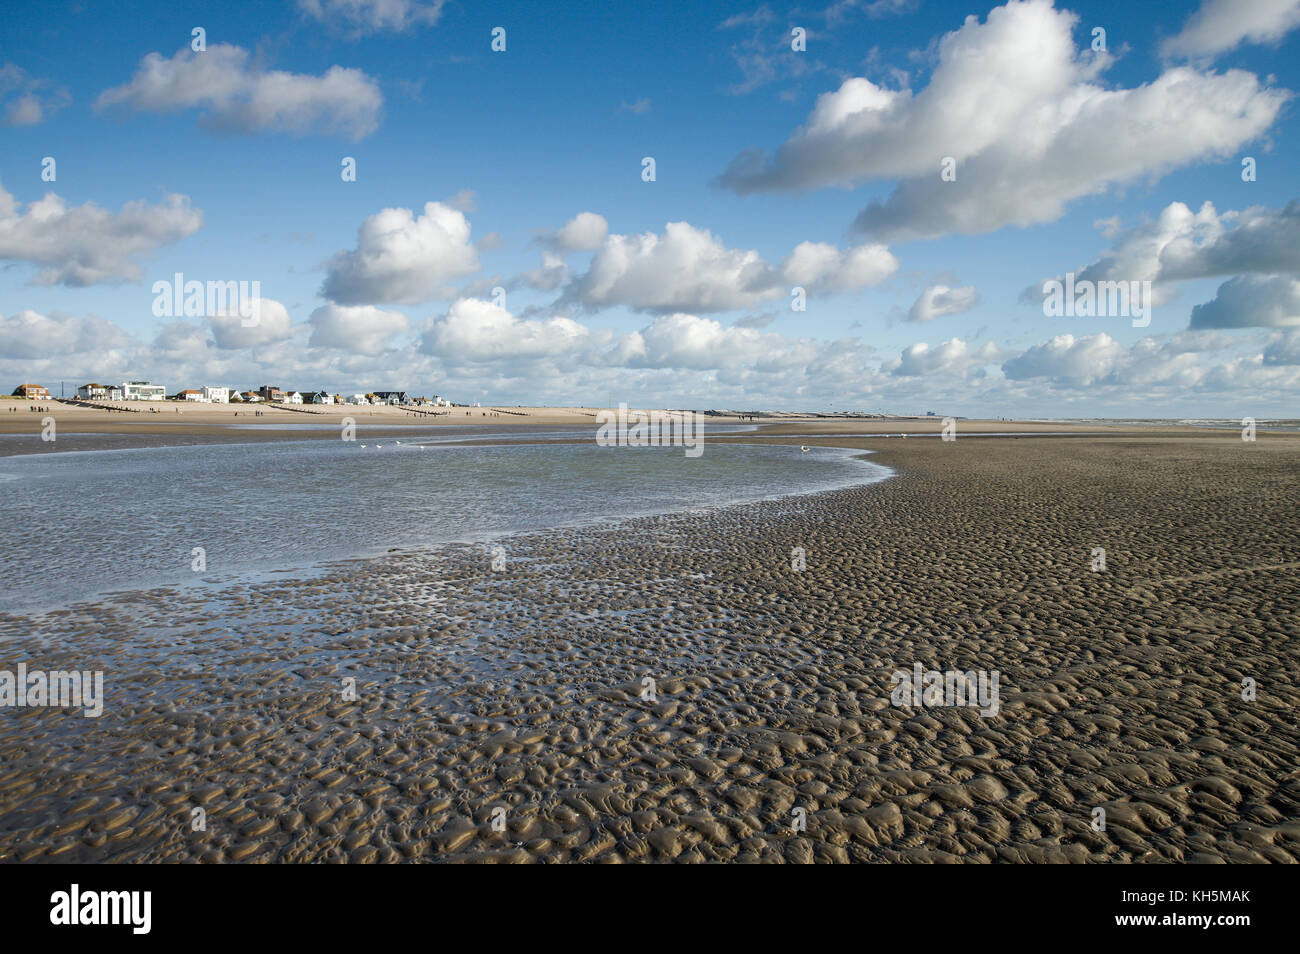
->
<box><xmin>29</xmin><ymin>381</ymin><xmax>454</xmax><ymax>407</ymax></box>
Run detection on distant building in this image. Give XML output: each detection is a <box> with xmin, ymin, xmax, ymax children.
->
<box><xmin>306</xmin><ymin>391</ymin><xmax>334</xmax><ymax>405</ymax></box>
<box><xmin>202</xmin><ymin>386</ymin><xmax>229</xmax><ymax>404</ymax></box>
<box><xmin>347</xmin><ymin>394</ymin><xmax>369</xmax><ymax>405</ymax></box>
<box><xmin>372</xmin><ymin>391</ymin><xmax>411</xmax><ymax>405</ymax></box>
<box><xmin>76</xmin><ymin>383</ymin><xmax>108</xmax><ymax>400</ymax></box>
<box><xmin>283</xmin><ymin>391</ymin><xmax>303</xmax><ymax>405</ymax></box>
<box><xmin>12</xmin><ymin>383</ymin><xmax>51</xmax><ymax>400</ymax></box>
<box><xmin>229</xmin><ymin>390</ymin><xmax>244</xmax><ymax>402</ymax></box>
<box><xmin>122</xmin><ymin>381</ymin><xmax>165</xmax><ymax>401</ymax></box>
<box><xmin>258</xmin><ymin>385</ymin><xmax>283</xmax><ymax>402</ymax></box>
<box><xmin>177</xmin><ymin>389</ymin><xmax>205</xmax><ymax>402</ymax></box>
<box><xmin>241</xmin><ymin>391</ymin><xmax>262</xmax><ymax>403</ymax></box>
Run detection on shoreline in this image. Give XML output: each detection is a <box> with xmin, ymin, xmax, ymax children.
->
<box><xmin>2</xmin><ymin>433</ymin><xmax>1298</xmax><ymax>862</ymax></box>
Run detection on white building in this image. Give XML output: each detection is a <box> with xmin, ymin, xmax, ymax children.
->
<box><xmin>122</xmin><ymin>381</ymin><xmax>165</xmax><ymax>401</ymax></box>
<box><xmin>310</xmin><ymin>392</ymin><xmax>334</xmax><ymax>405</ymax></box>
<box><xmin>178</xmin><ymin>389</ymin><xmax>205</xmax><ymax>402</ymax></box>
<box><xmin>202</xmin><ymin>386</ymin><xmax>229</xmax><ymax>404</ymax></box>
<box><xmin>284</xmin><ymin>391</ymin><xmax>304</xmax><ymax>404</ymax></box>
<box><xmin>347</xmin><ymin>394</ymin><xmax>369</xmax><ymax>405</ymax></box>
<box><xmin>77</xmin><ymin>383</ymin><xmax>110</xmax><ymax>400</ymax></box>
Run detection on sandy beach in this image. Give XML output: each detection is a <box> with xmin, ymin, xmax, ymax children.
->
<box><xmin>1</xmin><ymin>422</ymin><xmax>1296</xmax><ymax>863</ymax></box>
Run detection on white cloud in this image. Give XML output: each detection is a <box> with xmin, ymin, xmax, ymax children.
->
<box><xmin>0</xmin><ymin>310</ymin><xmax>127</xmax><ymax>358</ymax></box>
<box><xmin>779</xmin><ymin>241</ymin><xmax>898</xmax><ymax>292</ymax></box>
<box><xmin>554</xmin><ymin>212</ymin><xmax>609</xmax><ymax>252</ymax></box>
<box><xmin>1190</xmin><ymin>275</ymin><xmax>1300</xmax><ymax>329</ymax></box>
<box><xmin>298</xmin><ymin>0</ymin><xmax>447</xmax><ymax>34</ymax></box>
<box><xmin>1162</xmin><ymin>0</ymin><xmax>1300</xmax><ymax>58</ymax></box>
<box><xmin>423</xmin><ymin>298</ymin><xmax>590</xmax><ymax>361</ymax></box>
<box><xmin>569</xmin><ymin>221</ymin><xmax>895</xmax><ymax>312</ymax></box>
<box><xmin>718</xmin><ymin>0</ymin><xmax>1289</xmax><ymax>240</ymax></box>
<box><xmin>887</xmin><ymin>338</ymin><xmax>1000</xmax><ymax>377</ymax></box>
<box><xmin>1263</xmin><ymin>328</ymin><xmax>1300</xmax><ymax>365</ymax></box>
<box><xmin>0</xmin><ymin>182</ymin><xmax>202</xmax><ymax>286</ymax></box>
<box><xmin>96</xmin><ymin>44</ymin><xmax>383</xmax><ymax>140</ymax></box>
<box><xmin>209</xmin><ymin>298</ymin><xmax>294</xmax><ymax>349</ymax></box>
<box><xmin>309</xmin><ymin>303</ymin><xmax>411</xmax><ymax>354</ymax></box>
<box><xmin>907</xmin><ymin>284</ymin><xmax>978</xmax><ymax>322</ymax></box>
<box><xmin>1003</xmin><ymin>332</ymin><xmax>1127</xmax><ymax>385</ymax></box>
<box><xmin>322</xmin><ymin>201</ymin><xmax>480</xmax><ymax>305</ymax></box>
<box><xmin>1037</xmin><ymin>199</ymin><xmax>1300</xmax><ymax>326</ymax></box>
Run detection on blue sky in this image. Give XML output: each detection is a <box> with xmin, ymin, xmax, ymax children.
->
<box><xmin>2</xmin><ymin>0</ymin><xmax>1299</xmax><ymax>415</ymax></box>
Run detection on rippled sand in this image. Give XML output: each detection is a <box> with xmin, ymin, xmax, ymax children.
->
<box><xmin>2</xmin><ymin>435</ymin><xmax>1297</xmax><ymax>863</ymax></box>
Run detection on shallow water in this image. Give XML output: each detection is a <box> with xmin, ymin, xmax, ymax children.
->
<box><xmin>0</xmin><ymin>440</ymin><xmax>888</xmax><ymax>612</ymax></box>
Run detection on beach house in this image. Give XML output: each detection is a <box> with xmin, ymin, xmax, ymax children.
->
<box><xmin>12</xmin><ymin>383</ymin><xmax>51</xmax><ymax>400</ymax></box>
<box><xmin>177</xmin><ymin>389</ymin><xmax>205</xmax><ymax>402</ymax></box>
<box><xmin>202</xmin><ymin>386</ymin><xmax>229</xmax><ymax>404</ymax></box>
<box><xmin>373</xmin><ymin>391</ymin><xmax>411</xmax><ymax>405</ymax></box>
<box><xmin>347</xmin><ymin>394</ymin><xmax>369</xmax><ymax>405</ymax></box>
<box><xmin>76</xmin><ymin>383</ymin><xmax>109</xmax><ymax>400</ymax></box>
<box><xmin>258</xmin><ymin>385</ymin><xmax>284</xmax><ymax>403</ymax></box>
<box><xmin>122</xmin><ymin>381</ymin><xmax>165</xmax><ymax>401</ymax></box>
<box><xmin>241</xmin><ymin>391</ymin><xmax>262</xmax><ymax>403</ymax></box>
<box><xmin>283</xmin><ymin>391</ymin><xmax>304</xmax><ymax>405</ymax></box>
<box><xmin>307</xmin><ymin>391</ymin><xmax>334</xmax><ymax>405</ymax></box>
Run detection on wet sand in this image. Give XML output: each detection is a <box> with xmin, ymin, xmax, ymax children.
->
<box><xmin>1</xmin><ymin>433</ymin><xmax>1297</xmax><ymax>862</ymax></box>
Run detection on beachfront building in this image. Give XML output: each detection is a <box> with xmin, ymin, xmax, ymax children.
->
<box><xmin>283</xmin><ymin>391</ymin><xmax>304</xmax><ymax>404</ymax></box>
<box><xmin>307</xmin><ymin>391</ymin><xmax>334</xmax><ymax>405</ymax></box>
<box><xmin>12</xmin><ymin>383</ymin><xmax>51</xmax><ymax>400</ymax></box>
<box><xmin>347</xmin><ymin>394</ymin><xmax>369</xmax><ymax>405</ymax></box>
<box><xmin>76</xmin><ymin>383</ymin><xmax>110</xmax><ymax>400</ymax></box>
<box><xmin>373</xmin><ymin>391</ymin><xmax>411</xmax><ymax>405</ymax></box>
<box><xmin>202</xmin><ymin>386</ymin><xmax>229</xmax><ymax>404</ymax></box>
<box><xmin>229</xmin><ymin>390</ymin><xmax>244</xmax><ymax>402</ymax></box>
<box><xmin>258</xmin><ymin>385</ymin><xmax>284</xmax><ymax>403</ymax></box>
<box><xmin>242</xmin><ymin>391</ymin><xmax>262</xmax><ymax>403</ymax></box>
<box><xmin>122</xmin><ymin>381</ymin><xmax>165</xmax><ymax>401</ymax></box>
<box><xmin>177</xmin><ymin>389</ymin><xmax>205</xmax><ymax>402</ymax></box>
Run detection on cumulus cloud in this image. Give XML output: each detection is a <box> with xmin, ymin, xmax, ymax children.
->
<box><xmin>553</xmin><ymin>212</ymin><xmax>609</xmax><ymax>252</ymax></box>
<box><xmin>569</xmin><ymin>221</ymin><xmax>895</xmax><ymax>312</ymax></box>
<box><xmin>779</xmin><ymin>241</ymin><xmax>899</xmax><ymax>293</ymax></box>
<box><xmin>208</xmin><ymin>298</ymin><xmax>294</xmax><ymax>349</ymax></box>
<box><xmin>1036</xmin><ymin>200</ymin><xmax>1300</xmax><ymax>326</ymax></box>
<box><xmin>298</xmin><ymin>0</ymin><xmax>447</xmax><ymax>34</ymax></box>
<box><xmin>0</xmin><ymin>182</ymin><xmax>202</xmax><ymax>286</ymax></box>
<box><xmin>0</xmin><ymin>63</ymin><xmax>70</xmax><ymax>126</ymax></box>
<box><xmin>887</xmin><ymin>338</ymin><xmax>1000</xmax><ymax>377</ymax></box>
<box><xmin>0</xmin><ymin>310</ymin><xmax>128</xmax><ymax>358</ymax></box>
<box><xmin>1190</xmin><ymin>275</ymin><xmax>1300</xmax><ymax>329</ymax></box>
<box><xmin>422</xmin><ymin>298</ymin><xmax>590</xmax><ymax>361</ymax></box>
<box><xmin>718</xmin><ymin>0</ymin><xmax>1289</xmax><ymax>240</ymax></box>
<box><xmin>907</xmin><ymin>284</ymin><xmax>978</xmax><ymax>322</ymax></box>
<box><xmin>96</xmin><ymin>44</ymin><xmax>383</xmax><ymax>140</ymax></box>
<box><xmin>1002</xmin><ymin>332</ymin><xmax>1128</xmax><ymax>385</ymax></box>
<box><xmin>309</xmin><ymin>303</ymin><xmax>411</xmax><ymax>354</ymax></box>
<box><xmin>1162</xmin><ymin>0</ymin><xmax>1300</xmax><ymax>58</ymax></box>
<box><xmin>322</xmin><ymin>201</ymin><xmax>480</xmax><ymax>305</ymax></box>
<box><xmin>1263</xmin><ymin>328</ymin><xmax>1300</xmax><ymax>365</ymax></box>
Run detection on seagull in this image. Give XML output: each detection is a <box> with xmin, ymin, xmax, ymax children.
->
<box><xmin>360</xmin><ymin>444</ymin><xmax>367</xmax><ymax>448</ymax></box>
<box><xmin>801</xmin><ymin>446</ymin><xmax>810</xmax><ymax>453</ymax></box>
